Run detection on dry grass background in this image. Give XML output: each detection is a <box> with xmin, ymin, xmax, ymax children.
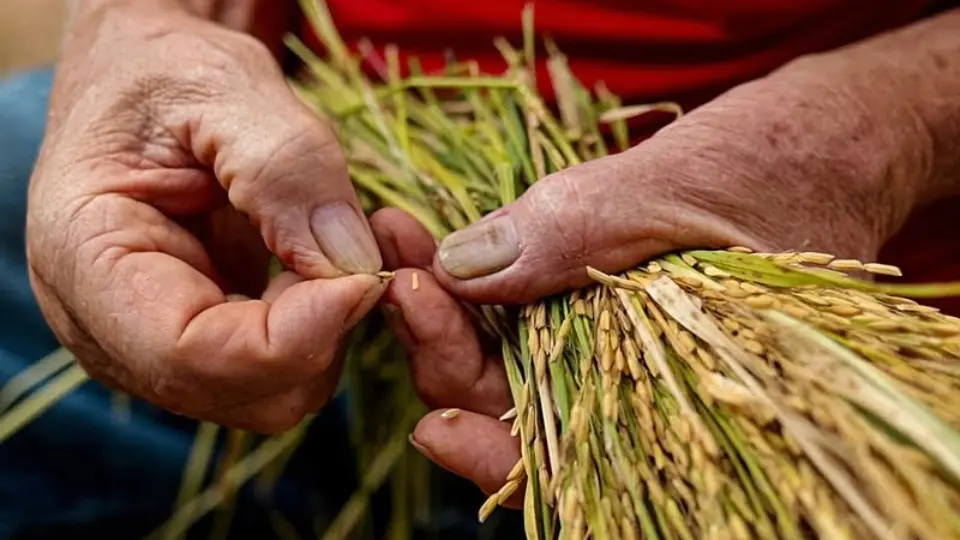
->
<box><xmin>0</xmin><ymin>0</ymin><xmax>67</xmax><ymax>76</ymax></box>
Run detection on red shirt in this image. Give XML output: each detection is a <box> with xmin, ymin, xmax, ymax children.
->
<box><xmin>312</xmin><ymin>0</ymin><xmax>940</xmax><ymax>104</ymax></box>
<box><xmin>304</xmin><ymin>0</ymin><xmax>960</xmax><ymax>312</ymax></box>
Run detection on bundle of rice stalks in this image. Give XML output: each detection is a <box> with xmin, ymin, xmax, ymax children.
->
<box><xmin>290</xmin><ymin>1</ymin><xmax>960</xmax><ymax>538</ymax></box>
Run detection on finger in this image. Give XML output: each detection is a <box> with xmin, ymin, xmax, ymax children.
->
<box><xmin>384</xmin><ymin>269</ymin><xmax>512</xmax><ymax>417</ymax></box>
<box><xmin>431</xmin><ymin>151</ymin><xmax>763</xmax><ymax>304</ymax></box>
<box><xmin>411</xmin><ymin>410</ymin><xmax>523</xmax><ymax>507</ymax></box>
<box><xmin>173</xmin><ymin>272</ymin><xmax>381</xmax><ymax>407</ymax></box>
<box><xmin>61</xmin><ymin>196</ymin><xmax>385</xmax><ymax>417</ymax></box>
<box><xmin>260</xmin><ymin>269</ymin><xmax>352</xmax><ymax>413</ymax></box>
<box><xmin>207</xmin><ymin>350</ymin><xmax>344</xmax><ymax>433</ymax></box>
<box><xmin>165</xmin><ymin>43</ymin><xmax>381</xmax><ymax>278</ymax></box>
<box><xmin>180</xmin><ymin>0</ymin><xmax>216</xmax><ymax>19</ymax></box>
<box><xmin>194</xmin><ymin>382</ymin><xmax>317</xmax><ymax>433</ymax></box>
<box><xmin>262</xmin><ymin>270</ymin><xmax>304</xmax><ymax>302</ymax></box>
<box><xmin>369</xmin><ymin>208</ymin><xmax>437</xmax><ymax>270</ymax></box>
<box><xmin>185</xmin><ymin>205</ymin><xmax>271</xmax><ymax>297</ymax></box>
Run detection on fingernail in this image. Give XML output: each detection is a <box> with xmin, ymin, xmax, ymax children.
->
<box><xmin>408</xmin><ymin>433</ymin><xmax>434</xmax><ymax>459</ymax></box>
<box><xmin>311</xmin><ymin>203</ymin><xmax>383</xmax><ymax>274</ymax></box>
<box><xmin>437</xmin><ymin>215</ymin><xmax>520</xmax><ymax>279</ymax></box>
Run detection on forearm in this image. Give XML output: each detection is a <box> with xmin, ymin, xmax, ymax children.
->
<box><xmin>657</xmin><ymin>9</ymin><xmax>960</xmax><ymax>252</ymax></box>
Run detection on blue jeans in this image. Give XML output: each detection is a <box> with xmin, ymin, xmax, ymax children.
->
<box><xmin>0</xmin><ymin>68</ymin><xmax>518</xmax><ymax>540</ymax></box>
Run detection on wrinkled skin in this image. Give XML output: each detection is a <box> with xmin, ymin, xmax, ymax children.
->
<box><xmin>28</xmin><ymin>2</ymin><xmax>385</xmax><ymax>432</ymax></box>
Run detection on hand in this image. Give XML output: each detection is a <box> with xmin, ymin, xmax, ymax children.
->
<box><xmin>370</xmin><ymin>70</ymin><xmax>923</xmax><ymax>501</ymax></box>
<box><xmin>27</xmin><ymin>1</ymin><xmax>383</xmax><ymax>432</ymax></box>
<box><xmin>177</xmin><ymin>0</ymin><xmax>297</xmax><ymax>57</ymax></box>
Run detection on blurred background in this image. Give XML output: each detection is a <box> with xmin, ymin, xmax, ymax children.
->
<box><xmin>0</xmin><ymin>0</ymin><xmax>66</xmax><ymax>77</ymax></box>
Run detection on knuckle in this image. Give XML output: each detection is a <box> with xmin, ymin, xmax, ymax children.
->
<box><xmin>172</xmin><ymin>42</ymin><xmax>248</xmax><ymax>86</ymax></box>
<box><xmin>225</xmin><ymin>32</ymin><xmax>277</xmax><ymax>72</ymax></box>
<box><xmin>147</xmin><ymin>356</ymin><xmax>227</xmax><ymax>420</ymax></box>
<box><xmin>145</xmin><ymin>28</ymin><xmax>275</xmax><ymax>89</ymax></box>
<box><xmin>229</xmin><ymin>123</ymin><xmax>343</xmax><ymax>209</ymax></box>
<box><xmin>228</xmin><ymin>129</ymin><xmax>310</xmax><ymax>206</ymax></box>
<box><xmin>524</xmin><ymin>170</ymin><xmax>590</xmax><ymax>266</ymax></box>
<box><xmin>128</xmin><ymin>56</ymin><xmax>227</xmax><ymax>104</ymax></box>
<box><xmin>147</xmin><ymin>347</ymin><xmax>215</xmax><ymax>414</ymax></box>
<box><xmin>28</xmin><ymin>195</ymin><xmax>115</xmax><ymax>318</ymax></box>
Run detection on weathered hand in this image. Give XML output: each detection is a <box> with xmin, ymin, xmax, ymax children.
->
<box><xmin>371</xmin><ymin>66</ymin><xmax>924</xmax><ymax>501</ymax></box>
<box><xmin>27</xmin><ymin>1</ymin><xmax>383</xmax><ymax>432</ymax></box>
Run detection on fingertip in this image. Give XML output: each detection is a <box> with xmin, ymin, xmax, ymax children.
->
<box><xmin>428</xmin><ymin>158</ymin><xmax>682</xmax><ymax>304</ymax></box>
<box><xmin>383</xmin><ymin>267</ymin><xmax>440</xmax><ymax>307</ymax></box>
<box><xmin>370</xmin><ymin>208</ymin><xmax>437</xmax><ymax>270</ymax></box>
<box><xmin>427</xmin><ymin>208</ymin><xmax>545</xmax><ymax>303</ymax></box>
<box><xmin>285</xmin><ymin>272</ymin><xmax>384</xmax><ymax>309</ymax></box>
<box><xmin>260</xmin><ymin>273</ymin><xmax>384</xmax><ymax>360</ymax></box>
<box><xmin>434</xmin><ymin>211</ymin><xmax>520</xmax><ymax>281</ymax></box>
<box><xmin>430</xmin><ymin>254</ymin><xmax>549</xmax><ymax>306</ymax></box>
<box><xmin>385</xmin><ymin>269</ymin><xmax>512</xmax><ymax>416</ymax></box>
<box><xmin>381</xmin><ymin>267</ymin><xmax>457</xmax><ymax>367</ymax></box>
<box><xmin>371</xmin><ymin>216</ymin><xmax>401</xmax><ymax>272</ymax></box>
<box><xmin>412</xmin><ymin>410</ymin><xmax>521</xmax><ymax>501</ymax></box>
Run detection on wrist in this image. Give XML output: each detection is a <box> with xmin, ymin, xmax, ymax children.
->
<box><xmin>767</xmin><ymin>61</ymin><xmax>927</xmax><ymax>245</ymax></box>
<box><xmin>651</xmin><ymin>74</ymin><xmax>907</xmax><ymax>257</ymax></box>
<box><xmin>776</xmin><ymin>10</ymin><xmax>960</xmax><ymax>207</ymax></box>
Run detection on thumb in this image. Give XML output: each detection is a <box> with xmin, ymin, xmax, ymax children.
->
<box><xmin>432</xmin><ymin>152</ymin><xmax>752</xmax><ymax>304</ymax></box>
<box><xmin>175</xmin><ymin>60</ymin><xmax>381</xmax><ymax>279</ymax></box>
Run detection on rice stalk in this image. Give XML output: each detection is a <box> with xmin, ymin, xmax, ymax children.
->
<box><xmin>266</xmin><ymin>510</ymin><xmax>303</xmax><ymax>540</ymax></box>
<box><xmin>147</xmin><ymin>418</ymin><xmax>313</xmax><ymax>540</ymax></box>
<box><xmin>290</xmin><ymin>1</ymin><xmax>960</xmax><ymax>537</ymax></box>
<box><xmin>166</xmin><ymin>422</ymin><xmax>220</xmax><ymax>540</ymax></box>
<box><xmin>0</xmin><ymin>347</ymin><xmax>75</xmax><ymax>413</ymax></box>
<box><xmin>320</xmin><ymin>400</ymin><xmax>422</xmax><ymax>540</ymax></box>
<box><xmin>2</xmin><ymin>2</ymin><xmax>959</xmax><ymax>538</ymax></box>
<box><xmin>207</xmin><ymin>429</ymin><xmax>252</xmax><ymax>540</ymax></box>
<box><xmin>0</xmin><ymin>361</ymin><xmax>88</xmax><ymax>443</ymax></box>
